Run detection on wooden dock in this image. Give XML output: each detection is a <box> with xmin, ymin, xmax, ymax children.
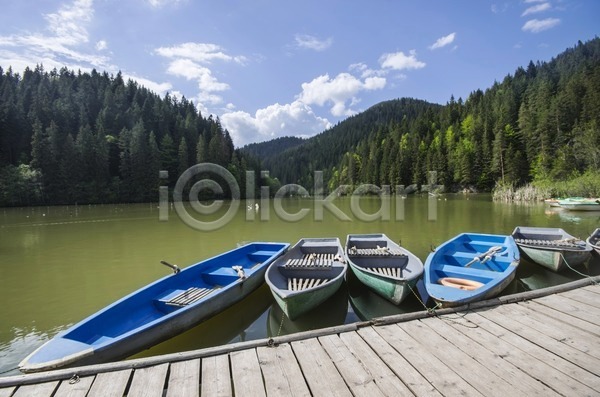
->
<box><xmin>1</xmin><ymin>276</ymin><xmax>599</xmax><ymax>396</ymax></box>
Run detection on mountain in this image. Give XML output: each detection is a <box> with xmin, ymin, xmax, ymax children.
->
<box><xmin>251</xmin><ymin>37</ymin><xmax>600</xmax><ymax>192</ymax></box>
<box><xmin>241</xmin><ymin>136</ymin><xmax>305</xmax><ymax>160</ymax></box>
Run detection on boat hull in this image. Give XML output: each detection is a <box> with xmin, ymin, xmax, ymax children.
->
<box><xmin>518</xmin><ymin>245</ymin><xmax>591</xmax><ymax>272</ymax></box>
<box><xmin>512</xmin><ymin>226</ymin><xmax>592</xmax><ymax>272</ymax></box>
<box><xmin>272</xmin><ymin>276</ymin><xmax>345</xmax><ymax>320</ymax></box>
<box><xmin>345</xmin><ymin>234</ymin><xmax>423</xmax><ymax>305</ymax></box>
<box><xmin>19</xmin><ymin>242</ymin><xmax>289</xmax><ymax>373</ymax></box>
<box><xmin>424</xmin><ymin>233</ymin><xmax>520</xmax><ymax>308</ymax></box>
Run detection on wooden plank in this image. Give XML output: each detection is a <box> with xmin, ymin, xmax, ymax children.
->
<box><xmin>0</xmin><ymin>387</ymin><xmax>15</xmax><ymax>397</ymax></box>
<box><xmin>535</xmin><ymin>293</ymin><xmax>600</xmax><ymax>326</ymax></box>
<box><xmin>256</xmin><ymin>344</ymin><xmax>311</xmax><ymax>397</ymax></box>
<box><xmin>230</xmin><ymin>349</ymin><xmax>266</xmax><ymax>397</ymax></box>
<box><xmin>166</xmin><ymin>359</ymin><xmax>200</xmax><ymax>397</ymax></box>
<box><xmin>357</xmin><ymin>327</ymin><xmax>440</xmax><ymax>396</ymax></box>
<box><xmin>582</xmin><ymin>285</ymin><xmax>600</xmax><ymax>295</ymax></box>
<box><xmin>201</xmin><ymin>355</ymin><xmax>231</xmax><ymax>397</ymax></box>
<box><xmin>399</xmin><ymin>319</ymin><xmax>512</xmax><ymax>397</ymax></box>
<box><xmin>127</xmin><ymin>364</ymin><xmax>169</xmax><ymax>397</ymax></box>
<box><xmin>560</xmin><ymin>287</ymin><xmax>600</xmax><ymax>309</ymax></box>
<box><xmin>54</xmin><ymin>376</ymin><xmax>95</xmax><ymax>397</ymax></box>
<box><xmin>421</xmin><ymin>316</ymin><xmax>558</xmax><ymax>396</ymax></box>
<box><xmin>87</xmin><ymin>369</ymin><xmax>131</xmax><ymax>397</ymax></box>
<box><xmin>499</xmin><ymin>301</ymin><xmax>600</xmax><ymax>359</ymax></box>
<box><xmin>372</xmin><ymin>324</ymin><xmax>483</xmax><ymax>396</ymax></box>
<box><xmin>469</xmin><ymin>311</ymin><xmax>600</xmax><ymax>395</ymax></box>
<box><xmin>12</xmin><ymin>381</ymin><xmax>59</xmax><ymax>397</ymax></box>
<box><xmin>291</xmin><ymin>338</ymin><xmax>352</xmax><ymax>396</ymax></box>
<box><xmin>526</xmin><ymin>300</ymin><xmax>600</xmax><ymax>337</ymax></box>
<box><xmin>339</xmin><ymin>331</ymin><xmax>415</xmax><ymax>396</ymax></box>
<box><xmin>318</xmin><ymin>334</ymin><xmax>384</xmax><ymax>397</ymax></box>
<box><xmin>480</xmin><ymin>305</ymin><xmax>600</xmax><ymax>377</ymax></box>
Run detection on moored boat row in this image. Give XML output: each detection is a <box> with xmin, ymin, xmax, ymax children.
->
<box><xmin>18</xmin><ymin>227</ymin><xmax>597</xmax><ymax>374</ymax></box>
<box><xmin>545</xmin><ymin>197</ymin><xmax>600</xmax><ymax>211</ymax></box>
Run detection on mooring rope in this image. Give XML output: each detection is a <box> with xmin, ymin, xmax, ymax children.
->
<box><xmin>562</xmin><ymin>253</ymin><xmax>599</xmax><ymax>285</ymax></box>
<box><xmin>408</xmin><ymin>284</ymin><xmax>478</xmax><ymax>328</ymax></box>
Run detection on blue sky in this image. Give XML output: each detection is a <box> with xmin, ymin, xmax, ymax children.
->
<box><xmin>0</xmin><ymin>1</ymin><xmax>598</xmax><ymax>147</ymax></box>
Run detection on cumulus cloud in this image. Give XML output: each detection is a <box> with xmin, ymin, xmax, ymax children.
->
<box><xmin>155</xmin><ymin>42</ymin><xmax>246</xmax><ymax>65</ymax></box>
<box><xmin>294</xmin><ymin>34</ymin><xmax>333</xmax><ymax>51</ymax></box>
<box><xmin>522</xmin><ymin>2</ymin><xmax>551</xmax><ymax>16</ymax></box>
<box><xmin>221</xmin><ymin>101</ymin><xmax>331</xmax><ymax>146</ymax></box>
<box><xmin>298</xmin><ymin>72</ymin><xmax>386</xmax><ymax>117</ymax></box>
<box><xmin>146</xmin><ymin>0</ymin><xmax>187</xmax><ymax>8</ymax></box>
<box><xmin>155</xmin><ymin>42</ymin><xmax>246</xmax><ymax>106</ymax></box>
<box><xmin>95</xmin><ymin>40</ymin><xmax>107</xmax><ymax>51</ymax></box>
<box><xmin>379</xmin><ymin>50</ymin><xmax>426</xmax><ymax>70</ymax></box>
<box><xmin>0</xmin><ymin>0</ymin><xmax>114</xmax><ymax>72</ymax></box>
<box><xmin>522</xmin><ymin>18</ymin><xmax>560</xmax><ymax>33</ymax></box>
<box><xmin>429</xmin><ymin>33</ymin><xmax>456</xmax><ymax>50</ymax></box>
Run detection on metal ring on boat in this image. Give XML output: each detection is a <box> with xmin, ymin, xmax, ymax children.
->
<box><xmin>439</xmin><ymin>277</ymin><xmax>484</xmax><ymax>291</ymax></box>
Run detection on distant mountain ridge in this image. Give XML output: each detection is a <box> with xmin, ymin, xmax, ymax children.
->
<box><xmin>244</xmin><ymin>37</ymin><xmax>600</xmax><ymax>192</ymax></box>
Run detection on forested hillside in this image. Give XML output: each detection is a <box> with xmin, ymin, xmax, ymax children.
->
<box><xmin>1</xmin><ymin>38</ymin><xmax>599</xmax><ymax>206</ymax></box>
<box><xmin>259</xmin><ymin>38</ymin><xmax>600</xmax><ymax>193</ymax></box>
<box><xmin>0</xmin><ymin>67</ymin><xmax>254</xmax><ymax>206</ymax></box>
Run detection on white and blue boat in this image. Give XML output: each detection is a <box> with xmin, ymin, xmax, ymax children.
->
<box><xmin>19</xmin><ymin>242</ymin><xmax>289</xmax><ymax>373</ymax></box>
<box><xmin>424</xmin><ymin>233</ymin><xmax>520</xmax><ymax>308</ymax></box>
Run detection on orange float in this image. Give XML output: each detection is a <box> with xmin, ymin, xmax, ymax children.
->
<box><xmin>439</xmin><ymin>277</ymin><xmax>484</xmax><ymax>291</ymax></box>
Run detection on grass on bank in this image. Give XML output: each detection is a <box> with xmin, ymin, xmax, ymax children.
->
<box><xmin>492</xmin><ymin>171</ymin><xmax>600</xmax><ymax>202</ymax></box>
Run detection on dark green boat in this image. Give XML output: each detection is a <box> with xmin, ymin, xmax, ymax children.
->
<box><xmin>265</xmin><ymin>238</ymin><xmax>347</xmax><ymax>320</ymax></box>
<box><xmin>345</xmin><ymin>234</ymin><xmax>423</xmax><ymax>305</ymax></box>
<box><xmin>511</xmin><ymin>226</ymin><xmax>592</xmax><ymax>272</ymax></box>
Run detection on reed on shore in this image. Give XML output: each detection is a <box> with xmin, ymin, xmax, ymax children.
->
<box><xmin>492</xmin><ymin>171</ymin><xmax>600</xmax><ymax>202</ymax></box>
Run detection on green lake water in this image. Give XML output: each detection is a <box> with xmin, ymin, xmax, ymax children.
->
<box><xmin>1</xmin><ymin>195</ymin><xmax>599</xmax><ymax>376</ymax></box>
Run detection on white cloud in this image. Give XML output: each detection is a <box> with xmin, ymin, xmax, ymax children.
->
<box><xmin>155</xmin><ymin>42</ymin><xmax>247</xmax><ymax>65</ymax></box>
<box><xmin>294</xmin><ymin>34</ymin><xmax>333</xmax><ymax>51</ymax></box>
<box><xmin>379</xmin><ymin>50</ymin><xmax>426</xmax><ymax>70</ymax></box>
<box><xmin>147</xmin><ymin>0</ymin><xmax>186</xmax><ymax>8</ymax></box>
<box><xmin>155</xmin><ymin>42</ymin><xmax>247</xmax><ymax>106</ymax></box>
<box><xmin>0</xmin><ymin>0</ymin><xmax>115</xmax><ymax>73</ymax></box>
<box><xmin>95</xmin><ymin>40</ymin><xmax>107</xmax><ymax>51</ymax></box>
<box><xmin>429</xmin><ymin>33</ymin><xmax>456</xmax><ymax>50</ymax></box>
<box><xmin>522</xmin><ymin>2</ymin><xmax>551</xmax><ymax>16</ymax></box>
<box><xmin>298</xmin><ymin>72</ymin><xmax>386</xmax><ymax>117</ymax></box>
<box><xmin>122</xmin><ymin>73</ymin><xmax>173</xmax><ymax>96</ymax></box>
<box><xmin>221</xmin><ymin>101</ymin><xmax>331</xmax><ymax>146</ymax></box>
<box><xmin>522</xmin><ymin>18</ymin><xmax>561</xmax><ymax>33</ymax></box>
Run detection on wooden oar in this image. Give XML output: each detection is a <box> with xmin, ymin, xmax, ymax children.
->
<box><xmin>160</xmin><ymin>260</ymin><xmax>180</xmax><ymax>274</ymax></box>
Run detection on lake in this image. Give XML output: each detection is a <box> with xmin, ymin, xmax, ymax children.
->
<box><xmin>1</xmin><ymin>194</ymin><xmax>599</xmax><ymax>376</ymax></box>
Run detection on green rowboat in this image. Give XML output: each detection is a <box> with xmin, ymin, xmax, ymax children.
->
<box><xmin>512</xmin><ymin>226</ymin><xmax>592</xmax><ymax>272</ymax></box>
<box><xmin>345</xmin><ymin>234</ymin><xmax>423</xmax><ymax>305</ymax></box>
<box><xmin>265</xmin><ymin>238</ymin><xmax>347</xmax><ymax>320</ymax></box>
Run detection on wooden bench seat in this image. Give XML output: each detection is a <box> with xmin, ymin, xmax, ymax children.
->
<box><xmin>287</xmin><ymin>278</ymin><xmax>329</xmax><ymax>291</ymax></box>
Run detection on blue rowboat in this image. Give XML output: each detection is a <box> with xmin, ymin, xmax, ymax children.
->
<box><xmin>19</xmin><ymin>242</ymin><xmax>289</xmax><ymax>373</ymax></box>
<box><xmin>265</xmin><ymin>238</ymin><xmax>347</xmax><ymax>320</ymax></box>
<box><xmin>512</xmin><ymin>226</ymin><xmax>592</xmax><ymax>272</ymax></box>
<box><xmin>345</xmin><ymin>233</ymin><xmax>423</xmax><ymax>305</ymax></box>
<box><xmin>424</xmin><ymin>233</ymin><xmax>520</xmax><ymax>308</ymax></box>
